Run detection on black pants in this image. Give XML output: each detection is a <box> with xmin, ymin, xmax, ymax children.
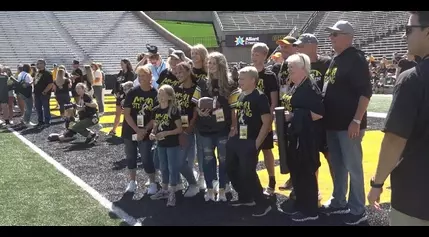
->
<box><xmin>226</xmin><ymin>137</ymin><xmax>268</xmax><ymax>206</ymax></box>
<box><xmin>287</xmin><ymin>144</ymin><xmax>319</xmax><ymax>216</ymax></box>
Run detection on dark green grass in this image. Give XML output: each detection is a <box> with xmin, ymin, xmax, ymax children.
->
<box><xmin>156</xmin><ymin>20</ymin><xmax>218</xmax><ymax>48</ymax></box>
<box><xmin>0</xmin><ymin>130</ymin><xmax>121</xmax><ymax>226</ymax></box>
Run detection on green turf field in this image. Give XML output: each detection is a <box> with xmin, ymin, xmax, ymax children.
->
<box><xmin>156</xmin><ymin>20</ymin><xmax>218</xmax><ymax>48</ymax></box>
<box><xmin>0</xmin><ymin>131</ymin><xmax>121</xmax><ymax>226</ymax></box>
<box><xmin>367</xmin><ymin>94</ymin><xmax>392</xmax><ymax>113</ymax></box>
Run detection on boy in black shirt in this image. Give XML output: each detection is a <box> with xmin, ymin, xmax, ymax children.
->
<box><xmin>70</xmin><ymin>60</ymin><xmax>83</xmax><ymax>103</ymax></box>
<box><xmin>251</xmin><ymin>43</ymin><xmax>279</xmax><ymax>195</ymax></box>
<box><xmin>226</xmin><ymin>66</ymin><xmax>272</xmax><ymax>217</ymax></box>
<box><xmin>34</xmin><ymin>59</ymin><xmax>53</xmax><ymax>126</ymax></box>
<box><xmin>122</xmin><ymin>65</ymin><xmax>158</xmax><ymax>195</ymax></box>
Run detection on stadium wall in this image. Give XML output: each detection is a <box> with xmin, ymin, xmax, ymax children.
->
<box><xmin>145</xmin><ymin>11</ymin><xmax>213</xmax><ymax>23</ymax></box>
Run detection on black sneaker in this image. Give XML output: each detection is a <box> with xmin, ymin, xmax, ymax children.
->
<box><xmin>343</xmin><ymin>212</ymin><xmax>368</xmax><ymax>225</ymax></box>
<box><xmin>291</xmin><ymin>212</ymin><xmax>319</xmax><ymax>222</ymax></box>
<box><xmin>252</xmin><ymin>205</ymin><xmax>272</xmax><ymax>217</ymax></box>
<box><xmin>229</xmin><ymin>200</ymin><xmax>256</xmax><ymax>207</ymax></box>
<box><xmin>85</xmin><ymin>133</ymin><xmax>98</xmax><ymax>145</ymax></box>
<box><xmin>320</xmin><ymin>204</ymin><xmax>350</xmax><ymax>215</ymax></box>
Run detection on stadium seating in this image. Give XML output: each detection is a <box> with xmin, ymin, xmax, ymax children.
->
<box><xmin>312</xmin><ymin>11</ymin><xmax>409</xmax><ymax>57</ymax></box>
<box><xmin>215</xmin><ymin>11</ymin><xmax>314</xmax><ymax>31</ymax></box>
<box><xmin>53</xmin><ymin>11</ymin><xmax>175</xmax><ymax>74</ymax></box>
<box><xmin>0</xmin><ymin>11</ymin><xmax>78</xmax><ymax>70</ymax></box>
<box><xmin>360</xmin><ymin>31</ymin><xmax>407</xmax><ymax>60</ymax></box>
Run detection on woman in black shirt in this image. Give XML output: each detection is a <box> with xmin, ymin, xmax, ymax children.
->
<box><xmin>54</xmin><ymin>69</ymin><xmax>71</xmax><ymax>117</ymax></box>
<box><xmin>281</xmin><ymin>53</ymin><xmax>324</xmax><ymax>222</ymax></box>
<box><xmin>110</xmin><ymin>59</ymin><xmax>135</xmax><ymax>136</ymax></box>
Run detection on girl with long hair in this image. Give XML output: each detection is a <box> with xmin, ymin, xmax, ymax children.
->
<box><xmin>157</xmin><ymin>49</ymin><xmax>187</xmax><ymax>88</ymax></box>
<box><xmin>174</xmin><ymin>61</ymin><xmax>200</xmax><ymax>197</ymax></box>
<box><xmin>122</xmin><ymin>65</ymin><xmax>159</xmax><ymax>195</ymax></box>
<box><xmin>83</xmin><ymin>65</ymin><xmax>94</xmax><ymax>98</ymax></box>
<box><xmin>16</xmin><ymin>64</ymin><xmax>34</xmax><ymax>126</ymax></box>
<box><xmin>190</xmin><ymin>44</ymin><xmax>209</xmax><ymax>190</ymax></box>
<box><xmin>192</xmin><ymin>52</ymin><xmax>240</xmax><ymax>202</ymax></box>
<box><xmin>149</xmin><ymin>85</ymin><xmax>183</xmax><ymax>207</ymax></box>
<box><xmin>110</xmin><ymin>59</ymin><xmax>135</xmax><ymax>136</ymax></box>
<box><xmin>54</xmin><ymin>68</ymin><xmax>72</xmax><ymax>118</ymax></box>
<box><xmin>91</xmin><ymin>62</ymin><xmax>105</xmax><ymax>116</ymax></box>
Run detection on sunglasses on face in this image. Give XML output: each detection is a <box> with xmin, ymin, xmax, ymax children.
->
<box><xmin>405</xmin><ymin>25</ymin><xmax>429</xmax><ymax>36</ymax></box>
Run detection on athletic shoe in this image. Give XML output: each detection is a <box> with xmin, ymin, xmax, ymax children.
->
<box><xmin>125</xmin><ymin>181</ymin><xmax>137</xmax><ymax>193</ymax></box>
<box><xmin>184</xmin><ymin>184</ymin><xmax>199</xmax><ymax>198</ymax></box>
<box><xmin>150</xmin><ymin>189</ymin><xmax>169</xmax><ymax>200</ymax></box>
<box><xmin>198</xmin><ymin>175</ymin><xmax>206</xmax><ymax>190</ymax></box>
<box><xmin>167</xmin><ymin>191</ymin><xmax>176</xmax><ymax>207</ymax></box>
<box><xmin>225</xmin><ymin>183</ymin><xmax>232</xmax><ymax>193</ymax></box>
<box><xmin>217</xmin><ymin>188</ymin><xmax>227</xmax><ymax>202</ymax></box>
<box><xmin>204</xmin><ymin>189</ymin><xmax>215</xmax><ymax>202</ymax></box>
<box><xmin>319</xmin><ymin>203</ymin><xmax>350</xmax><ymax>215</ymax></box>
<box><xmin>252</xmin><ymin>205</ymin><xmax>272</xmax><ymax>217</ymax></box>
<box><xmin>176</xmin><ymin>183</ymin><xmax>185</xmax><ymax>191</ymax></box>
<box><xmin>147</xmin><ymin>183</ymin><xmax>158</xmax><ymax>195</ymax></box>
<box><xmin>213</xmin><ymin>180</ymin><xmax>219</xmax><ymax>193</ymax></box>
<box><xmin>264</xmin><ymin>187</ymin><xmax>275</xmax><ymax>196</ymax></box>
<box><xmin>85</xmin><ymin>133</ymin><xmax>98</xmax><ymax>145</ymax></box>
<box><xmin>343</xmin><ymin>212</ymin><xmax>368</xmax><ymax>225</ymax></box>
<box><xmin>291</xmin><ymin>212</ymin><xmax>319</xmax><ymax>222</ymax></box>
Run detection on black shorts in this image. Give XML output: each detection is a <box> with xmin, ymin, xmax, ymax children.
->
<box><xmin>319</xmin><ymin>129</ymin><xmax>329</xmax><ymax>153</ymax></box>
<box><xmin>260</xmin><ymin>131</ymin><xmax>274</xmax><ymax>150</ymax></box>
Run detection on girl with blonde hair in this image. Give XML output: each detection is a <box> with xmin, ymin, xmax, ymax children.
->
<box><xmin>91</xmin><ymin>62</ymin><xmax>105</xmax><ymax>116</ymax></box>
<box><xmin>192</xmin><ymin>51</ymin><xmax>240</xmax><ymax>202</ymax></box>
<box><xmin>54</xmin><ymin>68</ymin><xmax>72</xmax><ymax>117</ymax></box>
<box><xmin>83</xmin><ymin>65</ymin><xmax>94</xmax><ymax>98</ymax></box>
<box><xmin>191</xmin><ymin>44</ymin><xmax>209</xmax><ymax>81</ymax></box>
<box><xmin>149</xmin><ymin>84</ymin><xmax>183</xmax><ymax>207</ymax></box>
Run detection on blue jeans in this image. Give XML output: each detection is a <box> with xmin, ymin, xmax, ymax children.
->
<box><xmin>200</xmin><ymin>133</ymin><xmax>228</xmax><ymax>189</ymax></box>
<box><xmin>157</xmin><ymin>146</ymin><xmax>181</xmax><ymax>186</ymax></box>
<box><xmin>19</xmin><ymin>94</ymin><xmax>33</xmax><ymax>123</ymax></box>
<box><xmin>124</xmin><ymin>139</ymin><xmax>155</xmax><ymax>174</ymax></box>
<box><xmin>178</xmin><ymin>132</ymin><xmax>197</xmax><ymax>185</ymax></box>
<box><xmin>151</xmin><ymin>142</ymin><xmax>160</xmax><ymax>170</ymax></box>
<box><xmin>326</xmin><ymin>130</ymin><xmax>366</xmax><ymax>215</ymax></box>
<box><xmin>34</xmin><ymin>93</ymin><xmax>51</xmax><ymax>124</ymax></box>
<box><xmin>195</xmin><ymin>131</ymin><xmax>204</xmax><ymax>172</ymax></box>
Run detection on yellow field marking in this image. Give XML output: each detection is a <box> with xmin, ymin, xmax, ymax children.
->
<box><xmin>257</xmin><ymin>130</ymin><xmax>390</xmax><ymax>204</ymax></box>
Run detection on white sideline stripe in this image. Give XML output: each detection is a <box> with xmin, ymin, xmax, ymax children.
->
<box><xmin>7</xmin><ymin>127</ymin><xmax>142</xmax><ymax>227</ymax></box>
<box><xmin>367</xmin><ymin>112</ymin><xmax>387</xmax><ymax>118</ymax></box>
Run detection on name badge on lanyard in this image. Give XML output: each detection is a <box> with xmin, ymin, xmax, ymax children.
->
<box><xmin>239</xmin><ymin>125</ymin><xmax>248</xmax><ymax>139</ymax></box>
<box><xmin>214</xmin><ymin>109</ymin><xmax>225</xmax><ymax>122</ymax></box>
<box><xmin>137</xmin><ymin>114</ymin><xmax>144</xmax><ymax>128</ymax></box>
<box><xmin>181</xmin><ymin>115</ymin><xmax>189</xmax><ymax>128</ymax></box>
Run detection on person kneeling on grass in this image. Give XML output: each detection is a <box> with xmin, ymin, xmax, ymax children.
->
<box><xmin>57</xmin><ymin>83</ymin><xmax>99</xmax><ymax>144</ymax></box>
<box><xmin>149</xmin><ymin>85</ymin><xmax>183</xmax><ymax>207</ymax></box>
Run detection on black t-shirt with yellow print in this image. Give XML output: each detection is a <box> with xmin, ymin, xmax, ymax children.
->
<box><xmin>157</xmin><ymin>69</ymin><xmax>180</xmax><ymax>88</ymax></box>
<box><xmin>232</xmin><ymin>89</ymin><xmax>271</xmax><ymax>141</ymax></box>
<box><xmin>122</xmin><ymin>87</ymin><xmax>158</xmax><ymax>140</ymax></box>
<box><xmin>311</xmin><ymin>55</ymin><xmax>332</xmax><ymax>90</ymax></box>
<box><xmin>152</xmin><ymin>106</ymin><xmax>181</xmax><ymax>147</ymax></box>
<box><xmin>256</xmin><ymin>68</ymin><xmax>279</xmax><ymax>106</ymax></box>
<box><xmin>192</xmin><ymin>67</ymin><xmax>207</xmax><ymax>83</ymax></box>
<box><xmin>192</xmin><ymin>79</ymin><xmax>240</xmax><ymax>136</ymax></box>
<box><xmin>175</xmin><ymin>84</ymin><xmax>197</xmax><ymax>128</ymax></box>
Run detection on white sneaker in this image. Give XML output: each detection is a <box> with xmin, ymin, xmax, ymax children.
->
<box><xmin>225</xmin><ymin>183</ymin><xmax>232</xmax><ymax>193</ymax></box>
<box><xmin>193</xmin><ymin>169</ymin><xmax>198</xmax><ymax>180</ymax></box>
<box><xmin>176</xmin><ymin>183</ymin><xmax>185</xmax><ymax>191</ymax></box>
<box><xmin>217</xmin><ymin>189</ymin><xmax>227</xmax><ymax>202</ymax></box>
<box><xmin>213</xmin><ymin>180</ymin><xmax>219</xmax><ymax>193</ymax></box>
<box><xmin>147</xmin><ymin>183</ymin><xmax>158</xmax><ymax>195</ymax></box>
<box><xmin>150</xmin><ymin>189</ymin><xmax>169</xmax><ymax>200</ymax></box>
<box><xmin>167</xmin><ymin>191</ymin><xmax>176</xmax><ymax>207</ymax></box>
<box><xmin>145</xmin><ymin>180</ymin><xmax>150</xmax><ymax>186</ymax></box>
<box><xmin>204</xmin><ymin>189</ymin><xmax>215</xmax><ymax>202</ymax></box>
<box><xmin>184</xmin><ymin>184</ymin><xmax>199</xmax><ymax>198</ymax></box>
<box><xmin>125</xmin><ymin>181</ymin><xmax>137</xmax><ymax>193</ymax></box>
<box><xmin>198</xmin><ymin>176</ymin><xmax>206</xmax><ymax>190</ymax></box>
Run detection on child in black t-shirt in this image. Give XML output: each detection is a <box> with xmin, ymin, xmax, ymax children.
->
<box><xmin>149</xmin><ymin>85</ymin><xmax>183</xmax><ymax>207</ymax></box>
<box><xmin>226</xmin><ymin>66</ymin><xmax>273</xmax><ymax>217</ymax></box>
<box><xmin>54</xmin><ymin>69</ymin><xmax>71</xmax><ymax>117</ymax></box>
<box><xmin>122</xmin><ymin>65</ymin><xmax>158</xmax><ymax>195</ymax></box>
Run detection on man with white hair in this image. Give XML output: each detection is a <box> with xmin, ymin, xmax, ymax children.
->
<box><xmin>321</xmin><ymin>20</ymin><xmax>372</xmax><ymax>225</ymax></box>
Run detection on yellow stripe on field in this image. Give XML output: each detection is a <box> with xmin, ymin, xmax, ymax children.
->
<box><xmin>256</xmin><ymin>130</ymin><xmax>391</xmax><ymax>205</ymax></box>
